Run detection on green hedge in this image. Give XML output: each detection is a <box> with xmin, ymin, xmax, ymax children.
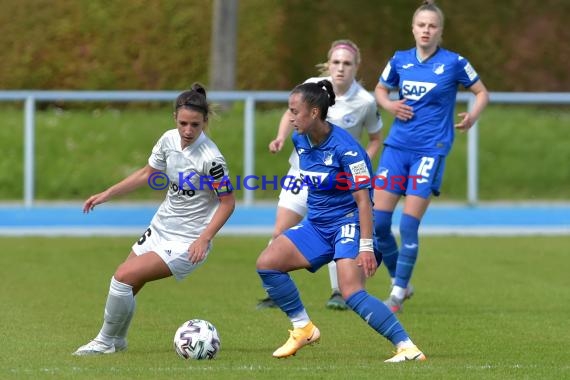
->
<box><xmin>1</xmin><ymin>0</ymin><xmax>568</xmax><ymax>91</ymax></box>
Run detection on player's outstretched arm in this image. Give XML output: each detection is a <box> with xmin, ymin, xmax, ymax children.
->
<box><xmin>83</xmin><ymin>164</ymin><xmax>158</xmax><ymax>213</ymax></box>
<box><xmin>365</xmin><ymin>131</ymin><xmax>382</xmax><ymax>161</ymax></box>
<box><xmin>188</xmin><ymin>192</ymin><xmax>236</xmax><ymax>264</ymax></box>
<box><xmin>268</xmin><ymin>111</ymin><xmax>294</xmax><ymax>153</ymax></box>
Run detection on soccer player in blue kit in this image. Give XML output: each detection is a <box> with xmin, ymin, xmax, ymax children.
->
<box><xmin>373</xmin><ymin>0</ymin><xmax>489</xmax><ymax>313</ymax></box>
<box><xmin>258</xmin><ymin>39</ymin><xmax>382</xmax><ymax>311</ymax></box>
<box><xmin>256</xmin><ymin>79</ymin><xmax>426</xmax><ymax>362</ymax></box>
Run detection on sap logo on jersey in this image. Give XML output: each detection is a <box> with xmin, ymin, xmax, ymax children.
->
<box><xmin>299</xmin><ymin>170</ymin><xmax>329</xmax><ymax>188</ymax></box>
<box><xmin>402</xmin><ymin>80</ymin><xmax>437</xmax><ymax>101</ymax></box>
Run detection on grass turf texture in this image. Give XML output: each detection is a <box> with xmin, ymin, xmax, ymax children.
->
<box><xmin>0</xmin><ymin>103</ymin><xmax>569</xmax><ymax>202</ymax></box>
<box><xmin>1</xmin><ymin>235</ymin><xmax>569</xmax><ymax>379</ymax></box>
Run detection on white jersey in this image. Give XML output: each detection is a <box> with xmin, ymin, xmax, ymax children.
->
<box><xmin>147</xmin><ymin>130</ymin><xmax>230</xmax><ymax>241</ymax></box>
<box><xmin>288</xmin><ymin>76</ymin><xmax>383</xmax><ymax>169</ymax></box>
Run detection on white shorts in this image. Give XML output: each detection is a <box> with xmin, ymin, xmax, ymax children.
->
<box><xmin>277</xmin><ymin>166</ymin><xmax>308</xmax><ymax>216</ymax></box>
<box><xmin>131</xmin><ymin>226</ymin><xmax>210</xmax><ymax>281</ymax></box>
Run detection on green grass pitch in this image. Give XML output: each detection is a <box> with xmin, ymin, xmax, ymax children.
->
<box><xmin>1</xmin><ymin>235</ymin><xmax>569</xmax><ymax>379</ymax></box>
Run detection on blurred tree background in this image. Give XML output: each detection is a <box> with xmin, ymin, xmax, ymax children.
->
<box><xmin>0</xmin><ymin>0</ymin><xmax>568</xmax><ymax>92</ymax></box>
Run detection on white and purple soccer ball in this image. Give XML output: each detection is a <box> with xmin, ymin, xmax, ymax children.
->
<box><xmin>173</xmin><ymin>319</ymin><xmax>221</xmax><ymax>360</ymax></box>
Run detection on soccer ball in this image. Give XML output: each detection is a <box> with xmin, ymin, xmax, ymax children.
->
<box><xmin>173</xmin><ymin>319</ymin><xmax>221</xmax><ymax>360</ymax></box>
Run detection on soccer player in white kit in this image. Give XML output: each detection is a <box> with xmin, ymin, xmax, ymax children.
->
<box><xmin>258</xmin><ymin>40</ymin><xmax>383</xmax><ymax>310</ymax></box>
<box><xmin>73</xmin><ymin>83</ymin><xmax>235</xmax><ymax>355</ymax></box>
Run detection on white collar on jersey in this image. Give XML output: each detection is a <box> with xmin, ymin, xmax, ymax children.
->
<box><xmin>326</xmin><ymin>75</ymin><xmax>358</xmax><ymax>101</ymax></box>
<box><xmin>180</xmin><ymin>131</ymin><xmax>206</xmax><ymax>151</ymax></box>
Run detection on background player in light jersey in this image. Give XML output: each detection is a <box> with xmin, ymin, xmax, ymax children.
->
<box><xmin>73</xmin><ymin>83</ymin><xmax>235</xmax><ymax>355</ymax></box>
<box><xmin>256</xmin><ymin>80</ymin><xmax>426</xmax><ymax>362</ymax></box>
<box><xmin>373</xmin><ymin>0</ymin><xmax>489</xmax><ymax>313</ymax></box>
<box><xmin>258</xmin><ymin>39</ymin><xmax>383</xmax><ymax>310</ymax></box>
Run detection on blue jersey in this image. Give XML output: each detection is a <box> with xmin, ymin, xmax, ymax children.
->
<box><xmin>379</xmin><ymin>47</ymin><xmax>480</xmax><ymax>155</ymax></box>
<box><xmin>292</xmin><ymin>124</ymin><xmax>373</xmax><ymax>227</ymax></box>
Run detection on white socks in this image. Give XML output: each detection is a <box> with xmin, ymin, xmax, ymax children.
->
<box><xmin>396</xmin><ymin>339</ymin><xmax>416</xmax><ymax>349</ymax></box>
<box><xmin>291</xmin><ymin>309</ymin><xmax>310</xmax><ymax>329</ymax></box>
<box><xmin>95</xmin><ymin>276</ymin><xmax>134</xmax><ymax>345</ymax></box>
<box><xmin>328</xmin><ymin>261</ymin><xmax>339</xmax><ymax>292</ymax></box>
<box><xmin>116</xmin><ymin>298</ymin><xmax>136</xmax><ymax>340</ymax></box>
<box><xmin>391</xmin><ymin>285</ymin><xmax>407</xmax><ymax>300</ymax></box>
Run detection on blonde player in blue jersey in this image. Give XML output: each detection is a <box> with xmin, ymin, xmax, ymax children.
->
<box><xmin>258</xmin><ymin>39</ymin><xmax>382</xmax><ymax>311</ymax></box>
<box><xmin>73</xmin><ymin>84</ymin><xmax>235</xmax><ymax>355</ymax></box>
<box><xmin>373</xmin><ymin>0</ymin><xmax>489</xmax><ymax>313</ymax></box>
<box><xmin>256</xmin><ymin>80</ymin><xmax>426</xmax><ymax>362</ymax></box>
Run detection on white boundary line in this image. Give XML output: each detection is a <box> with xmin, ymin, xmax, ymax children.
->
<box><xmin>1</xmin><ymin>225</ymin><xmax>569</xmax><ymax>237</ymax></box>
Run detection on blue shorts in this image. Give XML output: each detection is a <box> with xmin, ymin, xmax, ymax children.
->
<box><xmin>284</xmin><ymin>218</ymin><xmax>381</xmax><ymax>272</ymax></box>
<box><xmin>374</xmin><ymin>146</ymin><xmax>446</xmax><ymax>198</ymax></box>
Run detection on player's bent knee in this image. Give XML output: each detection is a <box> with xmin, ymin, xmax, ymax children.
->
<box><xmin>256</xmin><ymin>248</ymin><xmax>275</xmax><ymax>270</ymax></box>
<box><xmin>399</xmin><ymin>213</ymin><xmax>420</xmax><ymax>237</ymax></box>
<box><xmin>113</xmin><ymin>264</ymin><xmax>140</xmax><ymax>287</ymax></box>
<box><xmin>345</xmin><ymin>289</ymin><xmax>368</xmax><ymax>311</ymax></box>
<box><xmin>340</xmin><ymin>285</ymin><xmax>364</xmax><ymax>300</ymax></box>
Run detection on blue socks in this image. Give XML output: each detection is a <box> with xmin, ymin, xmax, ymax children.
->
<box><xmin>257</xmin><ymin>269</ymin><xmax>304</xmax><ymax>317</ymax></box>
<box><xmin>375</xmin><ymin>210</ymin><xmax>421</xmax><ymax>289</ymax></box>
<box><xmin>346</xmin><ymin>289</ymin><xmax>409</xmax><ymax>345</ymax></box>
<box><xmin>258</xmin><ymin>271</ymin><xmax>412</xmax><ymax>346</ymax></box>
<box><xmin>395</xmin><ymin>213</ymin><xmax>420</xmax><ymax>289</ymax></box>
<box><xmin>374</xmin><ymin>210</ymin><xmax>398</xmax><ymax>278</ymax></box>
